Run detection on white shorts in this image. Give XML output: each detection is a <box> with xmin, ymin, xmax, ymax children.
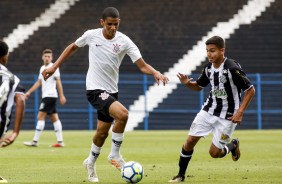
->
<box><xmin>188</xmin><ymin>110</ymin><xmax>237</xmax><ymax>149</ymax></box>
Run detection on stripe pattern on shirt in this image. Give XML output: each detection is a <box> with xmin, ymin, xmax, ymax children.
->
<box><xmin>197</xmin><ymin>58</ymin><xmax>253</xmax><ymax>119</ymax></box>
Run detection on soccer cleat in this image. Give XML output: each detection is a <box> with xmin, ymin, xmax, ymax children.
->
<box><xmin>0</xmin><ymin>176</ymin><xmax>8</xmax><ymax>183</ymax></box>
<box><xmin>23</xmin><ymin>141</ymin><xmax>38</xmax><ymax>147</ymax></box>
<box><xmin>168</xmin><ymin>174</ymin><xmax>185</xmax><ymax>183</ymax></box>
<box><xmin>231</xmin><ymin>138</ymin><xmax>240</xmax><ymax>161</ymax></box>
<box><xmin>107</xmin><ymin>154</ymin><xmax>126</xmax><ymax>171</ymax></box>
<box><xmin>50</xmin><ymin>142</ymin><xmax>65</xmax><ymax>147</ymax></box>
<box><xmin>83</xmin><ymin>159</ymin><xmax>98</xmax><ymax>182</ymax></box>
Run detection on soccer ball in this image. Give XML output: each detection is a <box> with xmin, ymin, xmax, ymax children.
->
<box><xmin>121</xmin><ymin>161</ymin><xmax>144</xmax><ymax>183</ymax></box>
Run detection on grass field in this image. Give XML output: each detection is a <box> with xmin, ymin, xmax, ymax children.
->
<box><xmin>0</xmin><ymin>130</ymin><xmax>281</xmax><ymax>184</ymax></box>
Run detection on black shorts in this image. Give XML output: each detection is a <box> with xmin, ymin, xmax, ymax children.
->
<box><xmin>39</xmin><ymin>97</ymin><xmax>57</xmax><ymax>115</ymax></box>
<box><xmin>87</xmin><ymin>90</ymin><xmax>118</xmax><ymax>123</ymax></box>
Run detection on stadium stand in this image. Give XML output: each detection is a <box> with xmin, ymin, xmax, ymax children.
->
<box><xmin>1</xmin><ymin>0</ymin><xmax>281</xmax><ymax>130</ymax></box>
<box><xmin>0</xmin><ymin>0</ymin><xmax>56</xmax><ymax>39</ymax></box>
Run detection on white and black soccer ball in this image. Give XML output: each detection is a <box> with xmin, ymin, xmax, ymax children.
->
<box><xmin>121</xmin><ymin>161</ymin><xmax>144</xmax><ymax>183</ymax></box>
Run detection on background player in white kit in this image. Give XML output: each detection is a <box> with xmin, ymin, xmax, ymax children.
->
<box><xmin>24</xmin><ymin>49</ymin><xmax>66</xmax><ymax>148</ymax></box>
<box><xmin>42</xmin><ymin>7</ymin><xmax>169</xmax><ymax>183</ymax></box>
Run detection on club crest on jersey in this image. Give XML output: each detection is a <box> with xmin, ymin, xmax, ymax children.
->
<box><xmin>99</xmin><ymin>91</ymin><xmax>110</xmax><ymax>100</ymax></box>
<box><xmin>220</xmin><ymin>75</ymin><xmax>227</xmax><ymax>83</ymax></box>
<box><xmin>113</xmin><ymin>43</ymin><xmax>121</xmax><ymax>53</ymax></box>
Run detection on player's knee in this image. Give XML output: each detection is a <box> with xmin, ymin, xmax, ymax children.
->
<box><xmin>97</xmin><ymin>131</ymin><xmax>109</xmax><ymax>140</ymax></box>
<box><xmin>117</xmin><ymin>109</ymin><xmax>128</xmax><ymax>123</ymax></box>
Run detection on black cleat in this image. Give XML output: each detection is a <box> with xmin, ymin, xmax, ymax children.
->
<box><xmin>168</xmin><ymin>174</ymin><xmax>185</xmax><ymax>183</ymax></box>
<box><xmin>231</xmin><ymin>138</ymin><xmax>240</xmax><ymax>161</ymax></box>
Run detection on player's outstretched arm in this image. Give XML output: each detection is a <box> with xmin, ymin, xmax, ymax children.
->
<box><xmin>177</xmin><ymin>73</ymin><xmax>202</xmax><ymax>91</ymax></box>
<box><xmin>0</xmin><ymin>93</ymin><xmax>25</xmax><ymax>147</ymax></box>
<box><xmin>135</xmin><ymin>58</ymin><xmax>169</xmax><ymax>86</ymax></box>
<box><xmin>42</xmin><ymin>43</ymin><xmax>79</xmax><ymax>81</ymax></box>
<box><xmin>25</xmin><ymin>79</ymin><xmax>42</xmax><ymax>99</ymax></box>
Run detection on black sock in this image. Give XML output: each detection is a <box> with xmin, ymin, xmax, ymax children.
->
<box><xmin>226</xmin><ymin>142</ymin><xmax>235</xmax><ymax>153</ymax></box>
<box><xmin>178</xmin><ymin>147</ymin><xmax>194</xmax><ymax>176</ymax></box>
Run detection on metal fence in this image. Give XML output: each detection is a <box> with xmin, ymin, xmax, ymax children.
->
<box><xmin>18</xmin><ymin>73</ymin><xmax>282</xmax><ymax>130</ymax></box>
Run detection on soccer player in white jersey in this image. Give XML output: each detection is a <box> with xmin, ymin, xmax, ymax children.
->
<box><xmin>42</xmin><ymin>7</ymin><xmax>169</xmax><ymax>182</ymax></box>
<box><xmin>23</xmin><ymin>49</ymin><xmax>66</xmax><ymax>148</ymax></box>
<box><xmin>0</xmin><ymin>40</ymin><xmax>25</xmax><ymax>149</ymax></box>
<box><xmin>169</xmin><ymin>36</ymin><xmax>256</xmax><ymax>182</ymax></box>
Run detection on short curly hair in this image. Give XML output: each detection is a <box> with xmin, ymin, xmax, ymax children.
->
<box><xmin>0</xmin><ymin>40</ymin><xmax>9</xmax><ymax>58</ymax></box>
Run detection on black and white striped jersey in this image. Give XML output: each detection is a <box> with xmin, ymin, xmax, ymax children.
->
<box><xmin>196</xmin><ymin>58</ymin><xmax>253</xmax><ymax>119</ymax></box>
<box><xmin>0</xmin><ymin>64</ymin><xmax>25</xmax><ymax>138</ymax></box>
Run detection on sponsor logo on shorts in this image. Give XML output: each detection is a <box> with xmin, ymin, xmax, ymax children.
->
<box><xmin>220</xmin><ymin>133</ymin><xmax>230</xmax><ymax>140</ymax></box>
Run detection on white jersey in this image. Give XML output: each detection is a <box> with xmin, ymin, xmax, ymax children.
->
<box><xmin>75</xmin><ymin>28</ymin><xmax>142</xmax><ymax>93</ymax></box>
<box><xmin>38</xmin><ymin>63</ymin><xmax>60</xmax><ymax>98</ymax></box>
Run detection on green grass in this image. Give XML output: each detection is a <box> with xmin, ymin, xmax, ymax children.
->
<box><xmin>1</xmin><ymin>130</ymin><xmax>282</xmax><ymax>184</ymax></box>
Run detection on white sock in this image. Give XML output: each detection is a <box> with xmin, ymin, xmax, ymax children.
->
<box><xmin>110</xmin><ymin>132</ymin><xmax>124</xmax><ymax>158</ymax></box>
<box><xmin>53</xmin><ymin>120</ymin><xmax>63</xmax><ymax>143</ymax></box>
<box><xmin>88</xmin><ymin>143</ymin><xmax>102</xmax><ymax>163</ymax></box>
<box><xmin>33</xmin><ymin>120</ymin><xmax>45</xmax><ymax>142</ymax></box>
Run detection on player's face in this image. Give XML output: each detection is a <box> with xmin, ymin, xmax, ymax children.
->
<box><xmin>42</xmin><ymin>53</ymin><xmax>53</xmax><ymax>66</ymax></box>
<box><xmin>206</xmin><ymin>44</ymin><xmax>225</xmax><ymax>64</ymax></box>
<box><xmin>0</xmin><ymin>52</ymin><xmax>9</xmax><ymax>65</ymax></box>
<box><xmin>100</xmin><ymin>17</ymin><xmax>120</xmax><ymax>39</ymax></box>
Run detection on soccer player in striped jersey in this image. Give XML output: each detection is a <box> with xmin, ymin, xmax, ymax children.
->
<box><xmin>0</xmin><ymin>40</ymin><xmax>26</xmax><ymax>184</ymax></box>
<box><xmin>42</xmin><ymin>7</ymin><xmax>169</xmax><ymax>183</ymax></box>
<box><xmin>0</xmin><ymin>40</ymin><xmax>25</xmax><ymax>148</ymax></box>
<box><xmin>169</xmin><ymin>36</ymin><xmax>255</xmax><ymax>182</ymax></box>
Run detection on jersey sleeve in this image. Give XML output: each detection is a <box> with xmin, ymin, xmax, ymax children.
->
<box><xmin>53</xmin><ymin>67</ymin><xmax>60</xmax><ymax>79</ymax></box>
<box><xmin>124</xmin><ymin>36</ymin><xmax>142</xmax><ymax>63</ymax></box>
<box><xmin>15</xmin><ymin>84</ymin><xmax>25</xmax><ymax>94</ymax></box>
<box><xmin>231</xmin><ymin>68</ymin><xmax>253</xmax><ymax>91</ymax></box>
<box><xmin>196</xmin><ymin>67</ymin><xmax>210</xmax><ymax>88</ymax></box>
<box><xmin>75</xmin><ymin>30</ymin><xmax>91</xmax><ymax>47</ymax></box>
<box><xmin>38</xmin><ymin>66</ymin><xmax>44</xmax><ymax>80</ymax></box>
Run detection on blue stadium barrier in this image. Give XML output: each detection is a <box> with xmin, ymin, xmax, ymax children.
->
<box><xmin>17</xmin><ymin>73</ymin><xmax>282</xmax><ymax>130</ymax></box>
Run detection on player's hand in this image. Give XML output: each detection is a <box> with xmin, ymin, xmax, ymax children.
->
<box><xmin>24</xmin><ymin>92</ymin><xmax>31</xmax><ymax>100</ymax></box>
<box><xmin>228</xmin><ymin>111</ymin><xmax>243</xmax><ymax>125</ymax></box>
<box><xmin>153</xmin><ymin>71</ymin><xmax>169</xmax><ymax>86</ymax></box>
<box><xmin>177</xmin><ymin>73</ymin><xmax>193</xmax><ymax>85</ymax></box>
<box><xmin>0</xmin><ymin>132</ymin><xmax>17</xmax><ymax>147</ymax></box>
<box><xmin>42</xmin><ymin>66</ymin><xmax>56</xmax><ymax>81</ymax></box>
<box><xmin>60</xmin><ymin>95</ymin><xmax>67</xmax><ymax>105</ymax></box>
